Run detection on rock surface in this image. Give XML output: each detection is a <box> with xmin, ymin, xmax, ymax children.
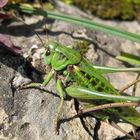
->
<box><xmin>0</xmin><ymin>1</ymin><xmax>140</xmax><ymax>140</ymax></box>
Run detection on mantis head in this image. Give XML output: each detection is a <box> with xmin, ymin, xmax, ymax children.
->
<box><xmin>44</xmin><ymin>41</ymin><xmax>59</xmax><ymax>51</ymax></box>
<box><xmin>44</xmin><ymin>41</ymin><xmax>58</xmax><ymax>65</ymax></box>
<box><xmin>44</xmin><ymin>41</ymin><xmax>81</xmax><ymax>71</ymax></box>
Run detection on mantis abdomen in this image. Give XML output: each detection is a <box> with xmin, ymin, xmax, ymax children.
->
<box><xmin>68</xmin><ymin>65</ymin><xmax>118</xmax><ymax>95</ymax></box>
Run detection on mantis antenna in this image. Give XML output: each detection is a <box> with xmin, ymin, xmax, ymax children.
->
<box><xmin>12</xmin><ymin>14</ymin><xmax>44</xmax><ymax>46</ymax></box>
<box><xmin>38</xmin><ymin>0</ymin><xmax>49</xmax><ymax>42</ymax></box>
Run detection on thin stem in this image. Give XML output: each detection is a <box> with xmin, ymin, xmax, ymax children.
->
<box><xmin>119</xmin><ymin>79</ymin><xmax>140</xmax><ymax>94</ymax></box>
<box><xmin>77</xmin><ymin>102</ymin><xmax>139</xmax><ymax>116</ymax></box>
<box><xmin>132</xmin><ymin>73</ymin><xmax>140</xmax><ymax>96</ymax></box>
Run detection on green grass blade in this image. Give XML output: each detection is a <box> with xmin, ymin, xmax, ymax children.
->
<box><xmin>11</xmin><ymin>4</ymin><xmax>140</xmax><ymax>44</ymax></box>
<box><xmin>93</xmin><ymin>65</ymin><xmax>140</xmax><ymax>73</ymax></box>
<box><xmin>116</xmin><ymin>53</ymin><xmax>140</xmax><ymax>66</ymax></box>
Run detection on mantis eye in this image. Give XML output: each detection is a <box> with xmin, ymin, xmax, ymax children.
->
<box><xmin>45</xmin><ymin>49</ymin><xmax>50</xmax><ymax>56</ymax></box>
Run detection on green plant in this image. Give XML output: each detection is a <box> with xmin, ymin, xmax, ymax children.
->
<box><xmin>15</xmin><ymin>4</ymin><xmax>140</xmax><ymax>43</ymax></box>
<box><xmin>117</xmin><ymin>53</ymin><xmax>140</xmax><ymax>66</ymax></box>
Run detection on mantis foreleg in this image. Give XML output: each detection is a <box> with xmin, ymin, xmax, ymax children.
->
<box><xmin>22</xmin><ymin>70</ymin><xmax>55</xmax><ymax>88</ymax></box>
<box><xmin>43</xmin><ymin>70</ymin><xmax>55</xmax><ymax>86</ymax></box>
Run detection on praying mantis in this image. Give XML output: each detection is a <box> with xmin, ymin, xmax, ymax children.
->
<box><xmin>23</xmin><ymin>41</ymin><xmax>140</xmax><ymax>137</ymax></box>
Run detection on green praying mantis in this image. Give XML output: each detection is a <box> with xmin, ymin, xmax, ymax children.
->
<box><xmin>23</xmin><ymin>41</ymin><xmax>140</xmax><ymax>137</ymax></box>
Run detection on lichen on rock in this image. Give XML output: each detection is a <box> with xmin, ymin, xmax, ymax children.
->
<box><xmin>67</xmin><ymin>0</ymin><xmax>140</xmax><ymax>21</ymax></box>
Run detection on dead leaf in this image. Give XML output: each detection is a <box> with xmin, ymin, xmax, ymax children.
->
<box><xmin>0</xmin><ymin>13</ymin><xmax>12</xmax><ymax>19</ymax></box>
<box><xmin>0</xmin><ymin>34</ymin><xmax>22</xmax><ymax>55</ymax></box>
<box><xmin>0</xmin><ymin>0</ymin><xmax>8</xmax><ymax>8</ymax></box>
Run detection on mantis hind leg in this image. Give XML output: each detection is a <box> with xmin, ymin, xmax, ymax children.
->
<box><xmin>54</xmin><ymin>79</ymin><xmax>65</xmax><ymax>134</ymax></box>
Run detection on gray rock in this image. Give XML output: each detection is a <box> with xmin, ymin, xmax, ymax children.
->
<box><xmin>0</xmin><ymin>1</ymin><xmax>140</xmax><ymax>139</ymax></box>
